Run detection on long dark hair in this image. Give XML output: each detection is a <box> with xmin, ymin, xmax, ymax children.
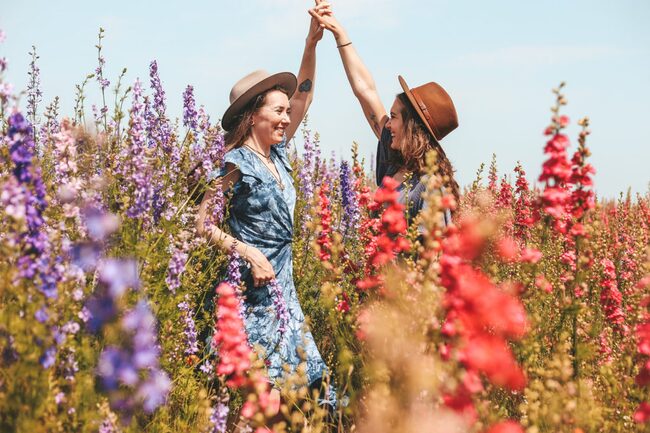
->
<box><xmin>394</xmin><ymin>92</ymin><xmax>460</xmax><ymax>202</ymax></box>
<box><xmin>223</xmin><ymin>85</ymin><xmax>290</xmax><ymax>151</ymax></box>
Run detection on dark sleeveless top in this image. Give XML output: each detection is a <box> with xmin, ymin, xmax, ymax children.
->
<box><xmin>376</xmin><ymin>126</ymin><xmax>451</xmax><ymax>226</ymax></box>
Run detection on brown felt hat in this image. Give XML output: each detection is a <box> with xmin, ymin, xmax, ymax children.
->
<box><xmin>398</xmin><ymin>75</ymin><xmax>458</xmax><ymax>144</ymax></box>
<box><xmin>221</xmin><ymin>70</ymin><xmax>297</xmax><ymax>131</ymax></box>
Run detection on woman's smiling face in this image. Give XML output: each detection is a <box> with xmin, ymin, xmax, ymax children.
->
<box><xmin>251</xmin><ymin>90</ymin><xmax>291</xmax><ymax>144</ymax></box>
<box><xmin>386</xmin><ymin>97</ymin><xmax>405</xmax><ymax>151</ymax></box>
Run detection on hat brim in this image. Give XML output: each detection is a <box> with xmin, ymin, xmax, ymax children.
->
<box><xmin>398</xmin><ymin>75</ymin><xmax>441</xmax><ymax>147</ymax></box>
<box><xmin>222</xmin><ymin>72</ymin><xmax>297</xmax><ymax>131</ymax></box>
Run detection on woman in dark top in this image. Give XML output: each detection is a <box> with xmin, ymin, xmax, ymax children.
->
<box><xmin>309</xmin><ymin>7</ymin><xmax>459</xmax><ymax>224</ymax></box>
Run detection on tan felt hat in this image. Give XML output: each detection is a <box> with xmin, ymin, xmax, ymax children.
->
<box><xmin>222</xmin><ymin>70</ymin><xmax>297</xmax><ymax>131</ymax></box>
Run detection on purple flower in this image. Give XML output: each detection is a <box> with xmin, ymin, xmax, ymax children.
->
<box><xmin>268</xmin><ymin>279</ymin><xmax>289</xmax><ymax>336</ymax></box>
<box><xmin>61</xmin><ymin>348</ymin><xmax>79</xmax><ymax>381</ymax></box>
<box><xmin>98</xmin><ymin>259</ymin><xmax>140</xmax><ymax>297</ymax></box>
<box><xmin>85</xmin><ymin>294</ymin><xmax>118</xmax><ymax>334</ymax></box>
<box><xmin>148</xmin><ymin>60</ymin><xmax>172</xmax><ymax>151</ymax></box>
<box><xmin>209</xmin><ymin>400</ymin><xmax>229</xmax><ymax>433</ymax></box>
<box><xmin>98</xmin><ymin>347</ymin><xmax>138</xmax><ymax>389</ymax></box>
<box><xmin>121</xmin><ymin>79</ymin><xmax>153</xmax><ymax>223</ymax></box>
<box><xmin>83</xmin><ymin>206</ymin><xmax>119</xmax><ymax>242</ymax></box>
<box><xmin>35</xmin><ymin>306</ymin><xmax>49</xmax><ymax>323</ymax></box>
<box><xmin>8</xmin><ymin>112</ymin><xmax>56</xmax><ymax>298</ymax></box>
<box><xmin>55</xmin><ymin>392</ymin><xmax>66</xmax><ymax>405</ymax></box>
<box><xmin>339</xmin><ymin>160</ymin><xmax>360</xmax><ymax>235</ymax></box>
<box><xmin>39</xmin><ymin>346</ymin><xmax>56</xmax><ymax>369</ymax></box>
<box><xmin>166</xmin><ymin>243</ymin><xmax>188</xmax><ymax>293</ymax></box>
<box><xmin>226</xmin><ymin>246</ymin><xmax>242</xmax><ymax>287</ymax></box>
<box><xmin>122</xmin><ymin>301</ymin><xmax>160</xmax><ymax>369</ymax></box>
<box><xmin>26</xmin><ymin>46</ymin><xmax>42</xmax><ymax>127</ymax></box>
<box><xmin>182</xmin><ymin>85</ymin><xmax>198</xmax><ymax>132</ymax></box>
<box><xmin>62</xmin><ymin>321</ymin><xmax>80</xmax><ymax>335</ymax></box>
<box><xmin>96</xmin><ymin>300</ymin><xmax>171</xmax><ymax>420</ymax></box>
<box><xmin>71</xmin><ymin>241</ymin><xmax>102</xmax><ymax>272</ymax></box>
<box><xmin>178</xmin><ymin>297</ymin><xmax>199</xmax><ymax>356</ymax></box>
<box><xmin>298</xmin><ymin>128</ymin><xmax>316</xmax><ymax>201</ymax></box>
<box><xmin>137</xmin><ymin>369</ymin><xmax>171</xmax><ymax>413</ymax></box>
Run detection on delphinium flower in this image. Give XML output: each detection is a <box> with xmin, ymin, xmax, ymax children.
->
<box><xmin>165</xmin><ymin>241</ymin><xmax>189</xmax><ymax>294</ymax></box>
<box><xmin>439</xmin><ymin>214</ymin><xmax>528</xmax><ymax>423</ymax></box>
<box><xmin>178</xmin><ymin>295</ymin><xmax>199</xmax><ymax>358</ymax></box>
<box><xmin>209</xmin><ymin>403</ymin><xmax>229</xmax><ymax>433</ymax></box>
<box><xmin>599</xmin><ymin>258</ymin><xmax>627</xmax><ymax>334</ymax></box>
<box><xmin>1</xmin><ymin>176</ymin><xmax>27</xmax><ymax>223</ymax></box>
<box><xmin>356</xmin><ymin>177</ymin><xmax>410</xmax><ymax>293</ymax></box>
<box><xmin>94</xmin><ymin>28</ymin><xmax>110</xmax><ymax>129</ymax></box>
<box><xmin>97</xmin><ymin>300</ymin><xmax>171</xmax><ymax>421</ymax></box>
<box><xmin>183</xmin><ymin>85</ymin><xmax>198</xmax><ymax>133</ymax></box>
<box><xmin>122</xmin><ymin>79</ymin><xmax>153</xmax><ymax>225</ymax></box>
<box><xmin>316</xmin><ymin>183</ymin><xmax>333</xmax><ymax>262</ymax></box>
<box><xmin>85</xmin><ymin>258</ymin><xmax>140</xmax><ymax>333</ymax></box>
<box><xmin>53</xmin><ymin>119</ymin><xmax>83</xmax><ymax>219</ymax></box>
<box><xmin>268</xmin><ymin>279</ymin><xmax>289</xmax><ymax>337</ymax></box>
<box><xmin>495</xmin><ymin>175</ymin><xmax>513</xmax><ymax>209</ymax></box>
<box><xmin>538</xmin><ymin>87</ymin><xmax>572</xmax><ymax>234</ymax></box>
<box><xmin>190</xmin><ymin>122</ymin><xmax>226</xmax><ymax>184</ymax></box>
<box><xmin>202</xmin><ymin>179</ymin><xmax>225</xmax><ymax>230</ymax></box>
<box><xmin>7</xmin><ymin>112</ymin><xmax>55</xmax><ymax>297</ymax></box>
<box><xmin>39</xmin><ymin>97</ymin><xmax>61</xmax><ymax>146</ymax></box>
<box><xmin>635</xmin><ymin>277</ymin><xmax>650</xmax><ymax>423</ymax></box>
<box><xmin>513</xmin><ymin>163</ymin><xmax>536</xmax><ymax>242</ymax></box>
<box><xmin>339</xmin><ymin>160</ymin><xmax>360</xmax><ymax>236</ymax></box>
<box><xmin>484</xmin><ymin>421</ymin><xmax>525</xmax><ymax>433</ymax></box>
<box><xmin>298</xmin><ymin>126</ymin><xmax>316</xmax><ymax>200</ymax></box>
<box><xmin>226</xmin><ymin>245</ymin><xmax>242</xmax><ymax>287</ymax></box>
<box><xmin>568</xmin><ymin>117</ymin><xmax>595</xmax><ymax>220</ymax></box>
<box><xmin>487</xmin><ymin>153</ymin><xmax>498</xmax><ymax>192</ymax></box>
<box><xmin>147</xmin><ymin>60</ymin><xmax>171</xmax><ymax>152</ymax></box>
<box><xmin>26</xmin><ymin>46</ymin><xmax>42</xmax><ymax>130</ymax></box>
<box><xmin>212</xmin><ymin>282</ymin><xmax>251</xmax><ymax>388</ymax></box>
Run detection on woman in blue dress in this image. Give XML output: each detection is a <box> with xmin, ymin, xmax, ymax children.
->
<box><xmin>310</xmin><ymin>6</ymin><xmax>460</xmax><ymax>224</ymax></box>
<box><xmin>196</xmin><ymin>2</ymin><xmax>336</xmax><ymax>410</ymax></box>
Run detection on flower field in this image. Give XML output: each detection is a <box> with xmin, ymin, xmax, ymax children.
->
<box><xmin>1</xmin><ymin>29</ymin><xmax>649</xmax><ymax>433</ymax></box>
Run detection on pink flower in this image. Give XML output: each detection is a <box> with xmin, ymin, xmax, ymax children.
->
<box><xmin>484</xmin><ymin>420</ymin><xmax>525</xmax><ymax>433</ymax></box>
<box><xmin>520</xmin><ymin>247</ymin><xmax>542</xmax><ymax>264</ymax></box>
<box><xmin>213</xmin><ymin>282</ymin><xmax>251</xmax><ymax>388</ymax></box>
<box><xmin>635</xmin><ymin>402</ymin><xmax>650</xmax><ymax>423</ymax></box>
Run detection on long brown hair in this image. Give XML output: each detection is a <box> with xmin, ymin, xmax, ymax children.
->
<box><xmin>223</xmin><ymin>85</ymin><xmax>289</xmax><ymax>151</ymax></box>
<box><xmin>395</xmin><ymin>92</ymin><xmax>460</xmax><ymax>202</ymax></box>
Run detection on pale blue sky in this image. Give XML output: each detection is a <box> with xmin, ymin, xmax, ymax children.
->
<box><xmin>2</xmin><ymin>0</ymin><xmax>649</xmax><ymax>198</ymax></box>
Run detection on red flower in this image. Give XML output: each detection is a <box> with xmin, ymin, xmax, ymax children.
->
<box><xmin>484</xmin><ymin>420</ymin><xmax>525</xmax><ymax>433</ymax></box>
<box><xmin>316</xmin><ymin>183</ymin><xmax>333</xmax><ymax>262</ymax></box>
<box><xmin>600</xmin><ymin>258</ymin><xmax>627</xmax><ymax>333</ymax></box>
<box><xmin>635</xmin><ymin>402</ymin><xmax>650</xmax><ymax>423</ymax></box>
<box><xmin>462</xmin><ymin>334</ymin><xmax>526</xmax><ymax>391</ymax></box>
<box><xmin>213</xmin><ymin>282</ymin><xmax>252</xmax><ymax>388</ymax></box>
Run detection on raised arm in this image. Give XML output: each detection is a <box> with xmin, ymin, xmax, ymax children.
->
<box><xmin>309</xmin><ymin>7</ymin><xmax>388</xmax><ymax>139</ymax></box>
<box><xmin>285</xmin><ymin>2</ymin><xmax>328</xmax><ymax>142</ymax></box>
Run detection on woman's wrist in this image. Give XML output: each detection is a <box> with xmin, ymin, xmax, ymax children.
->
<box><xmin>334</xmin><ymin>31</ymin><xmax>349</xmax><ymax>45</ymax></box>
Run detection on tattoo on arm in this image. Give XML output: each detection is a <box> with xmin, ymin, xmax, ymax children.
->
<box><xmin>298</xmin><ymin>79</ymin><xmax>312</xmax><ymax>93</ymax></box>
<box><xmin>370</xmin><ymin>113</ymin><xmax>380</xmax><ymax>134</ymax></box>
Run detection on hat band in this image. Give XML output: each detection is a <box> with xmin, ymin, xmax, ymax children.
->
<box><xmin>411</xmin><ymin>90</ymin><xmax>440</xmax><ymax>140</ymax></box>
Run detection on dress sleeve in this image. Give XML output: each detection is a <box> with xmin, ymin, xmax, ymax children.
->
<box><xmin>206</xmin><ymin>148</ymin><xmax>262</xmax><ymax>193</ymax></box>
<box><xmin>376</xmin><ymin>126</ymin><xmax>395</xmax><ymax>186</ymax></box>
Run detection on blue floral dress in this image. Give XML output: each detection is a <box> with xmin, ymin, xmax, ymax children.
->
<box><xmin>209</xmin><ymin>140</ymin><xmax>335</xmax><ymax>404</ymax></box>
